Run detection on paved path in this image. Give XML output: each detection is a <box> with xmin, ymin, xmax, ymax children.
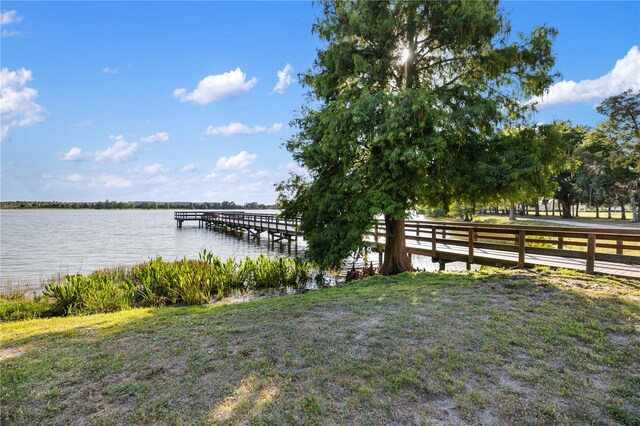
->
<box><xmin>407</xmin><ymin>241</ymin><xmax>640</xmax><ymax>279</ymax></box>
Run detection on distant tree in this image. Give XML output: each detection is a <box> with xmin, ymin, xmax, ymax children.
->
<box><xmin>597</xmin><ymin>89</ymin><xmax>640</xmax><ymax>138</ymax></box>
<box><xmin>596</xmin><ymin>90</ymin><xmax>639</xmax><ymax>222</ymax></box>
<box><xmin>278</xmin><ymin>0</ymin><xmax>558</xmax><ymax>273</ymax></box>
<box><xmin>550</xmin><ymin>124</ymin><xmax>585</xmax><ymax>219</ymax></box>
<box><xmin>221</xmin><ymin>201</ymin><xmax>237</xmax><ymax>210</ymax></box>
<box><xmin>491</xmin><ymin>124</ymin><xmax>571</xmax><ymax>221</ymax></box>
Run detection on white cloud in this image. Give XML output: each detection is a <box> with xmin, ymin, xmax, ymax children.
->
<box><xmin>215</xmin><ymin>150</ymin><xmax>258</xmax><ymax>171</ymax></box>
<box><xmin>66</xmin><ymin>173</ymin><xmax>85</xmax><ymax>183</ymax></box>
<box><xmin>532</xmin><ymin>46</ymin><xmax>640</xmax><ymax>109</ymax></box>
<box><xmin>249</xmin><ymin>170</ymin><xmax>270</xmax><ymax>178</ymax></box>
<box><xmin>1</xmin><ymin>10</ymin><xmax>21</xmax><ymax>25</ymax></box>
<box><xmin>181</xmin><ymin>163</ymin><xmax>199</xmax><ymax>172</ymax></box>
<box><xmin>0</xmin><ymin>68</ymin><xmax>46</xmax><ymax>141</ymax></box>
<box><xmin>94</xmin><ymin>135</ymin><xmax>139</xmax><ymax>162</ymax></box>
<box><xmin>272</xmin><ymin>63</ymin><xmax>294</xmax><ymax>94</ymax></box>
<box><xmin>205</xmin><ymin>122</ymin><xmax>283</xmax><ymax>136</ymax></box>
<box><xmin>221</xmin><ymin>174</ymin><xmax>238</xmax><ymax>183</ymax></box>
<box><xmin>1</xmin><ymin>10</ymin><xmax>23</xmax><ymax>38</ymax></box>
<box><xmin>95</xmin><ymin>174</ymin><xmax>132</xmax><ymax>188</ymax></box>
<box><xmin>102</xmin><ymin>67</ymin><xmax>119</xmax><ymax>74</ymax></box>
<box><xmin>145</xmin><ymin>175</ymin><xmax>169</xmax><ymax>184</ymax></box>
<box><xmin>139</xmin><ymin>131</ymin><xmax>170</xmax><ymax>143</ymax></box>
<box><xmin>59</xmin><ymin>147</ymin><xmax>89</xmax><ymax>161</ymax></box>
<box><xmin>204</xmin><ymin>171</ymin><xmax>218</xmax><ymax>180</ymax></box>
<box><xmin>60</xmin><ymin>135</ymin><xmax>139</xmax><ymax>162</ymax></box>
<box><xmin>173</xmin><ymin>68</ymin><xmax>257</xmax><ymax>105</ymax></box>
<box><xmin>140</xmin><ymin>163</ymin><xmax>169</xmax><ymax>175</ymax></box>
<box><xmin>1</xmin><ymin>29</ymin><xmax>22</xmax><ymax>38</ymax></box>
<box><xmin>75</xmin><ymin>120</ymin><xmax>93</xmax><ymax>128</ymax></box>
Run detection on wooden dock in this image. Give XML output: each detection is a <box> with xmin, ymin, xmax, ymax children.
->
<box><xmin>175</xmin><ymin>211</ymin><xmax>640</xmax><ymax>279</ymax></box>
<box><xmin>175</xmin><ymin>211</ymin><xmax>301</xmax><ymax>253</ymax></box>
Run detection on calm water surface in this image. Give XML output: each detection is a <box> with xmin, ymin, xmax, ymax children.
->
<box><xmin>1</xmin><ymin>209</ymin><xmax>299</xmax><ymax>290</ymax></box>
<box><xmin>1</xmin><ymin>209</ymin><xmax>464</xmax><ymax>292</ymax></box>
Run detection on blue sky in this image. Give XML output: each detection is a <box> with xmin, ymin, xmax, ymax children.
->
<box><xmin>1</xmin><ymin>1</ymin><xmax>639</xmax><ymax>203</ymax></box>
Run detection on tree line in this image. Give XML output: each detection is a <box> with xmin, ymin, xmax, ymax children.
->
<box><xmin>0</xmin><ymin>201</ymin><xmax>276</xmax><ymax>210</ymax></box>
<box><xmin>448</xmin><ymin>89</ymin><xmax>638</xmax><ymax>223</ymax></box>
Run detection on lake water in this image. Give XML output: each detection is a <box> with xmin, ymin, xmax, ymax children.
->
<box><xmin>0</xmin><ymin>209</ymin><xmax>465</xmax><ymax>292</ymax></box>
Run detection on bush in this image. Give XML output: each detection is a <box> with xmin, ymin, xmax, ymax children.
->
<box><xmin>43</xmin><ymin>274</ymin><xmax>136</xmax><ymax>315</ymax></box>
<box><xmin>37</xmin><ymin>252</ymin><xmax>315</xmax><ymax>317</ymax></box>
<box><xmin>0</xmin><ymin>292</ymin><xmax>50</xmax><ymax>321</ymax></box>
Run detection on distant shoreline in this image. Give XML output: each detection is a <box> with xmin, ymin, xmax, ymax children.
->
<box><xmin>0</xmin><ymin>201</ymin><xmax>276</xmax><ymax>210</ymax></box>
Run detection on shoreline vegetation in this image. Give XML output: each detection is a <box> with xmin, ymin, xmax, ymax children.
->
<box><xmin>1</xmin><ymin>268</ymin><xmax>638</xmax><ymax>424</ymax></box>
<box><xmin>0</xmin><ymin>201</ymin><xmax>275</xmax><ymax>210</ymax></box>
<box><xmin>1</xmin><ymin>251</ymin><xmax>314</xmax><ymax>321</ymax></box>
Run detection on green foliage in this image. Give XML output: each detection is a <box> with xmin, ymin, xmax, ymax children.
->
<box><xmin>597</xmin><ymin>89</ymin><xmax>640</xmax><ymax>139</ymax></box>
<box><xmin>278</xmin><ymin>0</ymin><xmax>558</xmax><ymax>269</ymax></box>
<box><xmin>44</xmin><ymin>274</ymin><xmax>136</xmax><ymax>315</ymax></box>
<box><xmin>422</xmin><ymin>207</ymin><xmax>446</xmax><ymax>218</ymax></box>
<box><xmin>592</xmin><ymin>89</ymin><xmax>639</xmax><ymax>221</ymax></box>
<box><xmin>33</xmin><ymin>252</ymin><xmax>314</xmax><ymax>318</ymax></box>
<box><xmin>492</xmin><ymin>123</ymin><xmax>578</xmax><ymax>210</ymax></box>
<box><xmin>0</xmin><ymin>292</ymin><xmax>50</xmax><ymax>321</ymax></box>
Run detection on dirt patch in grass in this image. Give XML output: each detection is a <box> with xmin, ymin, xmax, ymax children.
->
<box><xmin>1</xmin><ymin>269</ymin><xmax>639</xmax><ymax>425</ymax></box>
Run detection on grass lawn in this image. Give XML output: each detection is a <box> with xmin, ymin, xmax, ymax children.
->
<box><xmin>2</xmin><ymin>269</ymin><xmax>639</xmax><ymax>425</ymax></box>
<box><xmin>469</xmin><ymin>214</ymin><xmax>635</xmax><ymax>228</ymax></box>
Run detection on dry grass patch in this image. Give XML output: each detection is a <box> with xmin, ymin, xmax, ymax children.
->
<box><xmin>1</xmin><ymin>268</ymin><xmax>638</xmax><ymax>425</ymax></box>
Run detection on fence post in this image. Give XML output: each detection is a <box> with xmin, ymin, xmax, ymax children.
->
<box><xmin>374</xmin><ymin>222</ymin><xmax>379</xmax><ymax>245</ymax></box>
<box><xmin>467</xmin><ymin>228</ymin><xmax>475</xmax><ymax>270</ymax></box>
<box><xmin>586</xmin><ymin>234</ymin><xmax>596</xmax><ymax>274</ymax></box>
<box><xmin>616</xmin><ymin>239</ymin><xmax>623</xmax><ymax>255</ymax></box>
<box><xmin>518</xmin><ymin>230</ymin><xmax>526</xmax><ymax>268</ymax></box>
<box><xmin>558</xmin><ymin>236</ymin><xmax>564</xmax><ymax>250</ymax></box>
<box><xmin>431</xmin><ymin>226</ymin><xmax>437</xmax><ymax>254</ymax></box>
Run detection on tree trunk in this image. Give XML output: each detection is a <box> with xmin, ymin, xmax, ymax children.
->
<box><xmin>575</xmin><ymin>202</ymin><xmax>579</xmax><ymax>218</ymax></box>
<box><xmin>595</xmin><ymin>204</ymin><xmax>600</xmax><ymax>219</ymax></box>
<box><xmin>534</xmin><ymin>203</ymin><xmax>540</xmax><ymax>216</ymax></box>
<box><xmin>608</xmin><ymin>205</ymin><xmax>612</xmax><ymax>219</ymax></box>
<box><xmin>508</xmin><ymin>203</ymin><xmax>516</xmax><ymax>221</ymax></box>
<box><xmin>543</xmin><ymin>199</ymin><xmax>548</xmax><ymax>216</ymax></box>
<box><xmin>560</xmin><ymin>200</ymin><xmax>572</xmax><ymax>219</ymax></box>
<box><xmin>630</xmin><ymin>192</ymin><xmax>638</xmax><ymax>222</ymax></box>
<box><xmin>620</xmin><ymin>202</ymin><xmax>627</xmax><ymax>220</ymax></box>
<box><xmin>551</xmin><ymin>199</ymin><xmax>556</xmax><ymax>216</ymax></box>
<box><xmin>379</xmin><ymin>215</ymin><xmax>412</xmax><ymax>275</ymax></box>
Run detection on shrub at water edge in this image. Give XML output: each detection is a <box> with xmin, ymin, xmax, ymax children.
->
<box><xmin>18</xmin><ymin>252</ymin><xmax>314</xmax><ymax>318</ymax></box>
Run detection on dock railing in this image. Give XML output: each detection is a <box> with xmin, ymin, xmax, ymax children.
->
<box><xmin>370</xmin><ymin>220</ymin><xmax>640</xmax><ymax>275</ymax></box>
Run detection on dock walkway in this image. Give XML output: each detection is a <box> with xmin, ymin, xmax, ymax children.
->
<box><xmin>175</xmin><ymin>211</ymin><xmax>640</xmax><ymax>279</ymax></box>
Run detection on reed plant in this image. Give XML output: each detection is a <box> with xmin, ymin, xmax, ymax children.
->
<box><xmin>7</xmin><ymin>251</ymin><xmax>315</xmax><ymax>319</ymax></box>
<box><xmin>43</xmin><ymin>274</ymin><xmax>136</xmax><ymax>315</ymax></box>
